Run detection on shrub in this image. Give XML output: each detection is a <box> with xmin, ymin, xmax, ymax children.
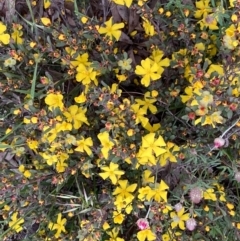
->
<box><xmin>0</xmin><ymin>0</ymin><xmax>240</xmax><ymax>240</ymax></box>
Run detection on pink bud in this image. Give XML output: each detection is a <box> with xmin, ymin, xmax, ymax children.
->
<box><xmin>174</xmin><ymin>203</ymin><xmax>183</xmax><ymax>212</ymax></box>
<box><xmin>186</xmin><ymin>218</ymin><xmax>197</xmax><ymax>231</ymax></box>
<box><xmin>189</xmin><ymin>187</ymin><xmax>203</xmax><ymax>204</ymax></box>
<box><xmin>235</xmin><ymin>172</ymin><xmax>240</xmax><ymax>182</ymax></box>
<box><xmin>214</xmin><ymin>137</ymin><xmax>225</xmax><ymax>148</ymax></box>
<box><xmin>136</xmin><ymin>218</ymin><xmax>149</xmax><ymax>230</ymax></box>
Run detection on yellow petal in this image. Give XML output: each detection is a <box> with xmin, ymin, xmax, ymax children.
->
<box><xmin>44</xmin><ymin>0</ymin><xmax>51</xmax><ymax>9</ymax></box>
<box><xmin>41</xmin><ymin>17</ymin><xmax>51</xmax><ymax>26</ymax></box>
<box><xmin>81</xmin><ymin>16</ymin><xmax>88</xmax><ymax>24</ymax></box>
<box><xmin>0</xmin><ymin>33</ymin><xmax>10</xmax><ymax>44</ymax></box>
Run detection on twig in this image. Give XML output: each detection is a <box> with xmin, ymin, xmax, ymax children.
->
<box><xmin>220</xmin><ymin>117</ymin><xmax>240</xmax><ymax>138</ymax></box>
<box><xmin>102</xmin><ymin>0</ymin><xmax>107</xmax><ymax>22</ymax></box>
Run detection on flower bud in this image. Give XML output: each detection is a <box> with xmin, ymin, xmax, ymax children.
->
<box><xmin>189</xmin><ymin>187</ymin><xmax>203</xmax><ymax>204</ymax></box>
<box><xmin>214</xmin><ymin>137</ymin><xmax>225</xmax><ymax>148</ymax></box>
<box><xmin>188</xmin><ymin>112</ymin><xmax>196</xmax><ymax>120</ymax></box>
<box><xmin>186</xmin><ymin>218</ymin><xmax>197</xmax><ymax>231</ymax></box>
<box><xmin>136</xmin><ymin>218</ymin><xmax>149</xmax><ymax>230</ymax></box>
<box><xmin>234</xmin><ymin>172</ymin><xmax>240</xmax><ymax>182</ymax></box>
<box><xmin>174</xmin><ymin>203</ymin><xmax>183</xmax><ymax>212</ymax></box>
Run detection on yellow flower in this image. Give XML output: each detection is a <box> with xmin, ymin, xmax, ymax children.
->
<box><xmin>114</xmin><ymin>195</ymin><xmax>134</xmax><ymax>214</ymax></box>
<box><xmin>180</xmin><ymin>81</ymin><xmax>204</xmax><ymax>104</ymax></box>
<box><xmin>57</xmin><ymin>121</ymin><xmax>72</xmax><ymax>131</ymax></box>
<box><xmin>113</xmin><ymin>180</ymin><xmax>137</xmax><ymax>198</ymax></box>
<box><xmin>98</xmin><ymin>131</ymin><xmax>115</xmax><ymax>159</ymax></box>
<box><xmin>81</xmin><ymin>161</ymin><xmax>94</xmax><ymax>178</ymax></box>
<box><xmin>159</xmin><ymin>142</ymin><xmax>180</xmax><ymax>166</ymax></box>
<box><xmin>146</xmin><ymin>180</ymin><xmax>169</xmax><ymax>202</ymax></box>
<box><xmin>76</xmin><ymin>64</ymin><xmax>98</xmax><ymax>85</ymax></box>
<box><xmin>223</xmin><ymin>35</ymin><xmax>238</xmax><ymax>50</ymax></box>
<box><xmin>203</xmin><ymin>188</ymin><xmax>217</xmax><ymax>201</ymax></box>
<box><xmin>44</xmin><ymin>0</ymin><xmax>51</xmax><ymax>9</ymax></box>
<box><xmin>48</xmin><ymin>213</ymin><xmax>67</xmax><ymax>238</ymax></box>
<box><xmin>99</xmin><ymin>162</ymin><xmax>124</xmax><ymax>184</ymax></box>
<box><xmin>63</xmin><ymin>105</ymin><xmax>89</xmax><ymax>129</ymax></box>
<box><xmin>170</xmin><ymin>208</ymin><xmax>189</xmax><ymax>230</ymax></box>
<box><xmin>113</xmin><ymin>211</ymin><xmax>125</xmax><ymax>224</ymax></box>
<box><xmin>198</xmin><ymin>14</ymin><xmax>218</xmax><ymax>30</ymax></box>
<box><xmin>58</xmin><ymin>152</ymin><xmax>69</xmax><ymax>162</ymax></box>
<box><xmin>143</xmin><ymin>123</ymin><xmax>161</xmax><ymax>133</ymax></box>
<box><xmin>138</xmin><ymin>186</ymin><xmax>152</xmax><ymax>201</ymax></box>
<box><xmin>135</xmin><ymin>58</ymin><xmax>161</xmax><ymax>87</ymax></box>
<box><xmin>195</xmin><ymin>42</ymin><xmax>205</xmax><ymax>51</ymax></box>
<box><xmin>226</xmin><ymin>203</ymin><xmax>234</xmax><ymax>210</ymax></box>
<box><xmin>225</xmin><ymin>24</ymin><xmax>236</xmax><ymax>37</ymax></box>
<box><xmin>113</xmin><ymin>0</ymin><xmax>133</xmax><ymax>8</ymax></box>
<box><xmin>204</xmin><ymin>205</ymin><xmax>209</xmax><ymax>211</ymax></box>
<box><xmin>150</xmin><ymin>48</ymin><xmax>170</xmax><ymax>75</ymax></box>
<box><xmin>118</xmin><ymin>58</ymin><xmax>132</xmax><ymax>71</ymax></box>
<box><xmin>102</xmin><ymin>221</ymin><xmax>110</xmax><ymax>230</ymax></box>
<box><xmin>11</xmin><ymin>24</ymin><xmax>23</xmax><ymax>44</ymax></box>
<box><xmin>9</xmin><ymin>212</ymin><xmax>24</xmax><ymax>233</ymax></box>
<box><xmin>56</xmin><ymin>160</ymin><xmax>68</xmax><ymax>173</ymax></box>
<box><xmin>45</xmin><ymin>92</ymin><xmax>64</xmax><ymax>111</ymax></box>
<box><xmin>98</xmin><ymin>17</ymin><xmax>124</xmax><ymax>41</ymax></box>
<box><xmin>229</xmin><ymin>0</ymin><xmax>235</xmax><ymax>7</ymax></box>
<box><xmin>0</xmin><ymin>22</ymin><xmax>10</xmax><ymax>44</ymax></box>
<box><xmin>70</xmin><ymin>53</ymin><xmax>90</xmax><ymax>68</ymax></box>
<box><xmin>131</xmin><ymin>104</ymin><xmax>149</xmax><ymax>127</ymax></box>
<box><xmin>141</xmin><ymin>133</ymin><xmax>166</xmax><ymax>157</ymax></box>
<box><xmin>207</xmin><ymin>64</ymin><xmax>224</xmax><ymax>76</ymax></box>
<box><xmin>135</xmin><ymin>92</ymin><xmax>157</xmax><ymax>114</ymax></box>
<box><xmin>4</xmin><ymin>205</ymin><xmax>10</xmax><ymax>211</ymax></box>
<box><xmin>81</xmin><ymin>16</ymin><xmax>88</xmax><ymax>24</ymax></box>
<box><xmin>27</xmin><ymin>139</ymin><xmax>39</xmax><ymax>151</ymax></box>
<box><xmin>199</xmin><ymin>91</ymin><xmax>213</xmax><ymax>106</ymax></box>
<box><xmin>41</xmin><ymin>17</ymin><xmax>51</xmax><ymax>26</ymax></box>
<box><xmin>194</xmin><ymin>0</ymin><xmax>212</xmax><ymax>19</ymax></box>
<box><xmin>137</xmin><ymin>229</ymin><xmax>156</xmax><ymax>241</ymax></box>
<box><xmin>13</xmin><ymin>147</ymin><xmax>25</xmax><ymax>157</ymax></box>
<box><xmin>162</xmin><ymin>204</ymin><xmax>173</xmax><ymax>214</ymax></box>
<box><xmin>31</xmin><ymin>116</ymin><xmax>38</xmax><ymax>123</ymax></box>
<box><xmin>75</xmin><ymin>137</ymin><xmax>93</xmax><ymax>156</ymax></box>
<box><xmin>42</xmin><ymin>153</ymin><xmax>58</xmax><ymax>166</ymax></box>
<box><xmin>161</xmin><ymin>230</ymin><xmax>181</xmax><ymax>241</ymax></box>
<box><xmin>106</xmin><ymin>228</ymin><xmax>125</xmax><ymax>241</ymax></box>
<box><xmin>142</xmin><ymin>17</ymin><xmax>155</xmax><ymax>36</ymax></box>
<box><xmin>74</xmin><ymin>92</ymin><xmax>86</xmax><ymax>104</ymax></box>
<box><xmin>226</xmin><ymin>203</ymin><xmax>235</xmax><ymax>216</ymax></box>
<box><xmin>202</xmin><ymin>111</ymin><xmax>224</xmax><ymax>127</ymax></box>
<box><xmin>23</xmin><ymin>170</ymin><xmax>31</xmax><ymax>178</ymax></box>
<box><xmin>142</xmin><ymin>170</ymin><xmax>155</xmax><ymax>185</ymax></box>
<box><xmin>116</xmin><ymin>74</ymin><xmax>127</xmax><ymax>82</ymax></box>
<box><xmin>4</xmin><ymin>57</ymin><xmax>16</xmax><ymax>67</ymax></box>
<box><xmin>195</xmin><ymin>105</ymin><xmax>208</xmax><ymax>116</ymax></box>
<box><xmin>137</xmin><ymin>148</ymin><xmax>157</xmax><ymax>166</ymax></box>
<box><xmin>237</xmin><ymin>223</ymin><xmax>240</xmax><ymax>230</ymax></box>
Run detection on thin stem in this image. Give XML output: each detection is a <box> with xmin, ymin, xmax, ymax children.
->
<box><xmin>220</xmin><ymin>117</ymin><xmax>240</xmax><ymax>138</ymax></box>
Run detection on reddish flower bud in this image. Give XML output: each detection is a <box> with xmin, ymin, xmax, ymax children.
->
<box><xmin>188</xmin><ymin>112</ymin><xmax>196</xmax><ymax>120</ymax></box>
<box><xmin>196</xmin><ymin>70</ymin><xmax>204</xmax><ymax>78</ymax></box>
<box><xmin>136</xmin><ymin>218</ymin><xmax>149</xmax><ymax>230</ymax></box>
<box><xmin>229</xmin><ymin>103</ymin><xmax>238</xmax><ymax>111</ymax></box>
<box><xmin>211</xmin><ymin>77</ymin><xmax>220</xmax><ymax>86</ymax></box>
<box><xmin>214</xmin><ymin>137</ymin><xmax>225</xmax><ymax>148</ymax></box>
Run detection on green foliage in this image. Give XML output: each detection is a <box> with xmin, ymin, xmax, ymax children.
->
<box><xmin>0</xmin><ymin>0</ymin><xmax>240</xmax><ymax>240</ymax></box>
